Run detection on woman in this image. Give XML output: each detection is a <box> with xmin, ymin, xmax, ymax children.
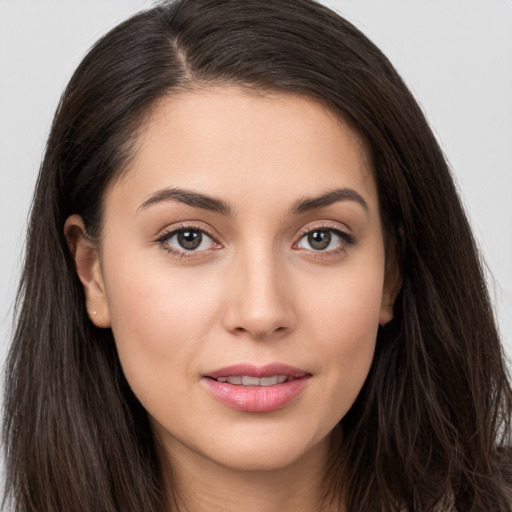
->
<box><xmin>3</xmin><ymin>0</ymin><xmax>511</xmax><ymax>510</ymax></box>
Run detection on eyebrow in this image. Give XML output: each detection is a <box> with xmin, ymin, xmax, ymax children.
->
<box><xmin>290</xmin><ymin>188</ymin><xmax>369</xmax><ymax>214</ymax></box>
<box><xmin>138</xmin><ymin>187</ymin><xmax>233</xmax><ymax>215</ymax></box>
<box><xmin>137</xmin><ymin>186</ymin><xmax>368</xmax><ymax>217</ymax></box>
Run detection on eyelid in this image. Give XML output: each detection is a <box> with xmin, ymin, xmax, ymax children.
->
<box><xmin>153</xmin><ymin>220</ymin><xmax>355</xmax><ymax>260</ymax></box>
<box><xmin>293</xmin><ymin>221</ymin><xmax>356</xmax><ymax>254</ymax></box>
<box><xmin>154</xmin><ymin>222</ymin><xmax>223</xmax><ymax>259</ymax></box>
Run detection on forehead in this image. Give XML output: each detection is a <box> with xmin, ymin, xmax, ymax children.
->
<box><xmin>110</xmin><ymin>87</ymin><xmax>377</xmax><ymax>213</ymax></box>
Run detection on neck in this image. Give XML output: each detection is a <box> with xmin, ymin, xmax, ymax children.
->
<box><xmin>161</xmin><ymin>434</ymin><xmax>345</xmax><ymax>512</ymax></box>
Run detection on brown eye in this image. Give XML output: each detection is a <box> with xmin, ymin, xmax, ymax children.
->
<box><xmin>177</xmin><ymin>229</ymin><xmax>202</xmax><ymax>250</ymax></box>
<box><xmin>307</xmin><ymin>230</ymin><xmax>331</xmax><ymax>250</ymax></box>
<box><xmin>159</xmin><ymin>227</ymin><xmax>217</xmax><ymax>254</ymax></box>
<box><xmin>296</xmin><ymin>227</ymin><xmax>354</xmax><ymax>253</ymax></box>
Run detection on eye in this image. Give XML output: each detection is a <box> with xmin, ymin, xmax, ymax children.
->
<box><xmin>295</xmin><ymin>227</ymin><xmax>354</xmax><ymax>252</ymax></box>
<box><xmin>156</xmin><ymin>226</ymin><xmax>220</xmax><ymax>256</ymax></box>
<box><xmin>171</xmin><ymin>229</ymin><xmax>210</xmax><ymax>251</ymax></box>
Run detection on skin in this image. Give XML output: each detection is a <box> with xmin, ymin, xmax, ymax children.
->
<box><xmin>66</xmin><ymin>87</ymin><xmax>398</xmax><ymax>512</ymax></box>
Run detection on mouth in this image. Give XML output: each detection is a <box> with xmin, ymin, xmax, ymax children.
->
<box><xmin>202</xmin><ymin>363</ymin><xmax>311</xmax><ymax>412</ymax></box>
<box><xmin>210</xmin><ymin>374</ymin><xmax>305</xmax><ymax>386</ymax></box>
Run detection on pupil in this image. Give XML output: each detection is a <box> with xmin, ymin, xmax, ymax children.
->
<box><xmin>308</xmin><ymin>230</ymin><xmax>331</xmax><ymax>250</ymax></box>
<box><xmin>177</xmin><ymin>230</ymin><xmax>202</xmax><ymax>250</ymax></box>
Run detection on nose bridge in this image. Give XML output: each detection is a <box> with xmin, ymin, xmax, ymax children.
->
<box><xmin>222</xmin><ymin>239</ymin><xmax>295</xmax><ymax>339</ymax></box>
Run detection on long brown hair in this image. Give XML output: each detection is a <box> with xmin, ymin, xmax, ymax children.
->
<box><xmin>4</xmin><ymin>0</ymin><xmax>511</xmax><ymax>510</ymax></box>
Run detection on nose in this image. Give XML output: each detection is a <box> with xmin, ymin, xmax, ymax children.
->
<box><xmin>221</xmin><ymin>246</ymin><xmax>297</xmax><ymax>340</ymax></box>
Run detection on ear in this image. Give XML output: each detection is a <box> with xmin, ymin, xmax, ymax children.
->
<box><xmin>379</xmin><ymin>251</ymin><xmax>402</xmax><ymax>326</ymax></box>
<box><xmin>64</xmin><ymin>215</ymin><xmax>111</xmax><ymax>328</ymax></box>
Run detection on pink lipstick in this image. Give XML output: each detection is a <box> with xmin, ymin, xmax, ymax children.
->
<box><xmin>201</xmin><ymin>363</ymin><xmax>311</xmax><ymax>412</ymax></box>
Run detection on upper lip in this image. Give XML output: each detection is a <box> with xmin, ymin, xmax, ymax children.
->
<box><xmin>204</xmin><ymin>363</ymin><xmax>310</xmax><ymax>379</ymax></box>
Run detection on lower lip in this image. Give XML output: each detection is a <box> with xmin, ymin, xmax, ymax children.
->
<box><xmin>201</xmin><ymin>376</ymin><xmax>310</xmax><ymax>412</ymax></box>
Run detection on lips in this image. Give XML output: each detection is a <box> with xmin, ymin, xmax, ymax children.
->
<box><xmin>206</xmin><ymin>363</ymin><xmax>308</xmax><ymax>380</ymax></box>
<box><xmin>202</xmin><ymin>363</ymin><xmax>311</xmax><ymax>412</ymax></box>
<box><xmin>215</xmin><ymin>375</ymin><xmax>289</xmax><ymax>386</ymax></box>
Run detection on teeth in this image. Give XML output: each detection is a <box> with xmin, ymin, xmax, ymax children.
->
<box><xmin>259</xmin><ymin>376</ymin><xmax>278</xmax><ymax>386</ymax></box>
<box><xmin>242</xmin><ymin>376</ymin><xmax>260</xmax><ymax>386</ymax></box>
<box><xmin>216</xmin><ymin>375</ymin><xmax>290</xmax><ymax>386</ymax></box>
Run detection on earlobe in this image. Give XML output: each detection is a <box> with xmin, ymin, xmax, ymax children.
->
<box><xmin>379</xmin><ymin>303</ymin><xmax>394</xmax><ymax>326</ymax></box>
<box><xmin>64</xmin><ymin>215</ymin><xmax>111</xmax><ymax>328</ymax></box>
<box><xmin>379</xmin><ymin>252</ymin><xmax>402</xmax><ymax>326</ymax></box>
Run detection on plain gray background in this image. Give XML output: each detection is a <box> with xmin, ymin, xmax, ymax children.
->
<box><xmin>1</xmin><ymin>0</ymin><xmax>511</xmax><ymax>428</ymax></box>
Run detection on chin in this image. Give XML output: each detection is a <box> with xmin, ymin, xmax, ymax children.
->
<box><xmin>202</xmin><ymin>430</ymin><xmax>330</xmax><ymax>473</ymax></box>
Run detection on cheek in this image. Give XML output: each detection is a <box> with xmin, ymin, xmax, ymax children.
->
<box><xmin>101</xmin><ymin>251</ymin><xmax>224</xmax><ymax>399</ymax></box>
<box><xmin>303</xmin><ymin>252</ymin><xmax>385</xmax><ymax>342</ymax></box>
<box><xmin>105</xmin><ymin>245</ymin><xmax>221</xmax><ymax>333</ymax></box>
<box><xmin>300</xmin><ymin>258</ymin><xmax>384</xmax><ymax>408</ymax></box>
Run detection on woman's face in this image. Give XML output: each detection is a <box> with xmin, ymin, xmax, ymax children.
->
<box><xmin>72</xmin><ymin>88</ymin><xmax>396</xmax><ymax>472</ymax></box>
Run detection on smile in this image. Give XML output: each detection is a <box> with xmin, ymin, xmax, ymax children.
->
<box><xmin>214</xmin><ymin>375</ymin><xmax>303</xmax><ymax>386</ymax></box>
<box><xmin>202</xmin><ymin>364</ymin><xmax>311</xmax><ymax>412</ymax></box>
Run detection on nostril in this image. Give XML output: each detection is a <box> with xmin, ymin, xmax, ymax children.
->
<box><xmin>221</xmin><ymin>284</ymin><xmax>297</xmax><ymax>339</ymax></box>
<box><xmin>231</xmin><ymin>324</ymin><xmax>289</xmax><ymax>339</ymax></box>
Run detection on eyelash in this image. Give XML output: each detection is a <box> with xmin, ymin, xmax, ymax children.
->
<box><xmin>155</xmin><ymin>223</ymin><xmax>355</xmax><ymax>260</ymax></box>
<box><xmin>295</xmin><ymin>224</ymin><xmax>356</xmax><ymax>258</ymax></box>
<box><xmin>155</xmin><ymin>224</ymin><xmax>221</xmax><ymax>260</ymax></box>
